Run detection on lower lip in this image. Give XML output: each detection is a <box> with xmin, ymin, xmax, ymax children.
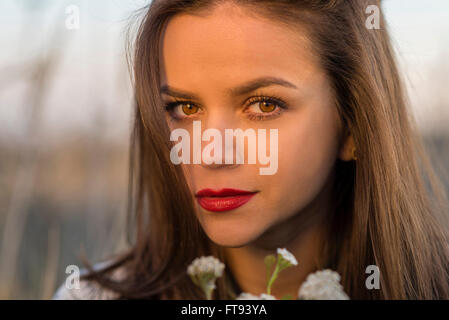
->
<box><xmin>196</xmin><ymin>194</ymin><xmax>256</xmax><ymax>212</ymax></box>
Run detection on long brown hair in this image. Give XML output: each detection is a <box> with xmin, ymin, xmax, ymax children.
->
<box><xmin>82</xmin><ymin>0</ymin><xmax>449</xmax><ymax>299</ymax></box>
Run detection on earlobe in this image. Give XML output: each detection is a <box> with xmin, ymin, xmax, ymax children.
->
<box><xmin>338</xmin><ymin>134</ymin><xmax>356</xmax><ymax>161</ymax></box>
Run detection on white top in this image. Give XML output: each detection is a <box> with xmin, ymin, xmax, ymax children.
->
<box><xmin>52</xmin><ymin>261</ymin><xmax>125</xmax><ymax>300</ymax></box>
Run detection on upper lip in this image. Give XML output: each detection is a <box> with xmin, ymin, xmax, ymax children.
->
<box><xmin>195</xmin><ymin>188</ymin><xmax>258</xmax><ymax>197</ymax></box>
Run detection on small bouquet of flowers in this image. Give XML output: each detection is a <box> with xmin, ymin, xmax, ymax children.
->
<box><xmin>187</xmin><ymin>248</ymin><xmax>349</xmax><ymax>300</ymax></box>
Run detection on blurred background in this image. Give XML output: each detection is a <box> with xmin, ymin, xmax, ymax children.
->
<box><xmin>0</xmin><ymin>0</ymin><xmax>448</xmax><ymax>299</ymax></box>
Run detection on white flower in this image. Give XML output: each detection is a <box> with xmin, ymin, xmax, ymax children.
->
<box><xmin>236</xmin><ymin>293</ymin><xmax>259</xmax><ymax>300</ymax></box>
<box><xmin>187</xmin><ymin>256</ymin><xmax>225</xmax><ymax>278</ymax></box>
<box><xmin>260</xmin><ymin>293</ymin><xmax>277</xmax><ymax>300</ymax></box>
<box><xmin>187</xmin><ymin>256</ymin><xmax>225</xmax><ymax>299</ymax></box>
<box><xmin>236</xmin><ymin>292</ymin><xmax>277</xmax><ymax>300</ymax></box>
<box><xmin>277</xmin><ymin>248</ymin><xmax>298</xmax><ymax>266</ymax></box>
<box><xmin>298</xmin><ymin>269</ymin><xmax>349</xmax><ymax>300</ymax></box>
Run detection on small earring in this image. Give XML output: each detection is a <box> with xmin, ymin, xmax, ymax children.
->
<box><xmin>351</xmin><ymin>146</ymin><xmax>358</xmax><ymax>161</ymax></box>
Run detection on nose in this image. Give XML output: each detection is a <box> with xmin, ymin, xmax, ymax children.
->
<box><xmin>201</xmin><ymin>161</ymin><xmax>239</xmax><ymax>170</ymax></box>
<box><xmin>198</xmin><ymin>108</ymin><xmax>242</xmax><ymax>170</ymax></box>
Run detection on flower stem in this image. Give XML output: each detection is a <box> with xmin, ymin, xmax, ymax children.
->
<box><xmin>266</xmin><ymin>263</ymin><xmax>280</xmax><ymax>295</ymax></box>
<box><xmin>205</xmin><ymin>288</ymin><xmax>212</xmax><ymax>300</ymax></box>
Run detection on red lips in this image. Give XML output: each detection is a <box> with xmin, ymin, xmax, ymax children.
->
<box><xmin>195</xmin><ymin>188</ymin><xmax>258</xmax><ymax>212</ymax></box>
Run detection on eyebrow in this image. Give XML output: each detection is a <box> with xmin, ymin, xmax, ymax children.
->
<box><xmin>160</xmin><ymin>76</ymin><xmax>298</xmax><ymax>100</ymax></box>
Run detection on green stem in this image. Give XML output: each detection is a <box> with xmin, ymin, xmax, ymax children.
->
<box><xmin>205</xmin><ymin>287</ymin><xmax>212</xmax><ymax>300</ymax></box>
<box><xmin>266</xmin><ymin>263</ymin><xmax>280</xmax><ymax>295</ymax></box>
<box><xmin>202</xmin><ymin>282</ymin><xmax>213</xmax><ymax>300</ymax></box>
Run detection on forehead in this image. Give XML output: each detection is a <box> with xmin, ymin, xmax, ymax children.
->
<box><xmin>159</xmin><ymin>4</ymin><xmax>320</xmax><ymax>93</ymax></box>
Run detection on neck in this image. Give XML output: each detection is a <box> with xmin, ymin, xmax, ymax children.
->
<box><xmin>223</xmin><ymin>174</ymin><xmax>334</xmax><ymax>299</ymax></box>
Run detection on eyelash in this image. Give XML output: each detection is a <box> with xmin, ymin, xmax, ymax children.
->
<box><xmin>163</xmin><ymin>95</ymin><xmax>288</xmax><ymax>121</ymax></box>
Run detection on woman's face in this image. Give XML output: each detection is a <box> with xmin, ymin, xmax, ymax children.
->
<box><xmin>160</xmin><ymin>4</ymin><xmax>344</xmax><ymax>247</ymax></box>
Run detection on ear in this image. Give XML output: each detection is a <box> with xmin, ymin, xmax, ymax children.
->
<box><xmin>338</xmin><ymin>133</ymin><xmax>356</xmax><ymax>161</ymax></box>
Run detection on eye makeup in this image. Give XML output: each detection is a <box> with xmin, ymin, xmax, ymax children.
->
<box><xmin>162</xmin><ymin>93</ymin><xmax>289</xmax><ymax>121</ymax></box>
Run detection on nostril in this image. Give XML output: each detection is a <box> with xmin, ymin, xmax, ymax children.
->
<box><xmin>200</xmin><ymin>162</ymin><xmax>240</xmax><ymax>170</ymax></box>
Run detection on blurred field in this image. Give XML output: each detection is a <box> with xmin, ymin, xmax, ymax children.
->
<box><xmin>0</xmin><ymin>136</ymin><xmax>129</xmax><ymax>299</ymax></box>
<box><xmin>0</xmin><ymin>0</ymin><xmax>135</xmax><ymax>299</ymax></box>
<box><xmin>0</xmin><ymin>0</ymin><xmax>449</xmax><ymax>300</ymax></box>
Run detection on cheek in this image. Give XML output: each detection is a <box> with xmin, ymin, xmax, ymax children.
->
<box><xmin>179</xmin><ymin>163</ymin><xmax>197</xmax><ymax>195</ymax></box>
<box><xmin>267</xmin><ymin>105</ymin><xmax>340</xmax><ymax>216</ymax></box>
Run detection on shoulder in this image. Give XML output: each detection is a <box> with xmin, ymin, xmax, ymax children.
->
<box><xmin>52</xmin><ymin>260</ymin><xmax>127</xmax><ymax>300</ymax></box>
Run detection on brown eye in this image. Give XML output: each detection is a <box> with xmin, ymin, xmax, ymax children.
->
<box><xmin>244</xmin><ymin>96</ymin><xmax>286</xmax><ymax>121</ymax></box>
<box><xmin>258</xmin><ymin>101</ymin><xmax>276</xmax><ymax>113</ymax></box>
<box><xmin>182</xmin><ymin>103</ymin><xmax>199</xmax><ymax>115</ymax></box>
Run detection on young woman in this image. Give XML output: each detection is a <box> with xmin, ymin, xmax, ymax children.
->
<box><xmin>54</xmin><ymin>0</ymin><xmax>449</xmax><ymax>300</ymax></box>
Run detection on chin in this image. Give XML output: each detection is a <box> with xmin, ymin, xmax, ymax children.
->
<box><xmin>200</xmin><ymin>217</ymin><xmax>265</xmax><ymax>247</ymax></box>
<box><xmin>207</xmin><ymin>234</ymin><xmax>254</xmax><ymax>247</ymax></box>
